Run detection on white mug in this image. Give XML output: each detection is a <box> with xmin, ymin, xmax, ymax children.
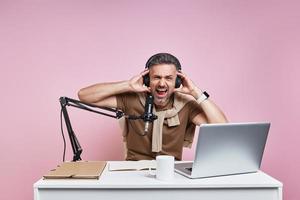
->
<box><xmin>155</xmin><ymin>155</ymin><xmax>175</xmax><ymax>181</ymax></box>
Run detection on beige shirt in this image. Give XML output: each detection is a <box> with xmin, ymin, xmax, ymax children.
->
<box><xmin>116</xmin><ymin>92</ymin><xmax>202</xmax><ymax>161</ymax></box>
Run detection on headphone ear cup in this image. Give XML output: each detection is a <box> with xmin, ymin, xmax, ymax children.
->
<box><xmin>143</xmin><ymin>75</ymin><xmax>150</xmax><ymax>87</ymax></box>
<box><xmin>175</xmin><ymin>76</ymin><xmax>182</xmax><ymax>88</ymax></box>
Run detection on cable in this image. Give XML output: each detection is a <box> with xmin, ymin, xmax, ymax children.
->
<box><xmin>60</xmin><ymin>108</ymin><xmax>66</xmax><ymax>162</ymax></box>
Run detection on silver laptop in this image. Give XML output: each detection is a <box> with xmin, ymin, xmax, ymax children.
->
<box><xmin>175</xmin><ymin>122</ymin><xmax>270</xmax><ymax>179</ymax></box>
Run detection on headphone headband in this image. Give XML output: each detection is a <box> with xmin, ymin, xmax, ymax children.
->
<box><xmin>145</xmin><ymin>53</ymin><xmax>181</xmax><ymax>71</ymax></box>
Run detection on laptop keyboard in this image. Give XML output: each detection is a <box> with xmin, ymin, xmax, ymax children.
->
<box><xmin>185</xmin><ymin>167</ymin><xmax>192</xmax><ymax>172</ymax></box>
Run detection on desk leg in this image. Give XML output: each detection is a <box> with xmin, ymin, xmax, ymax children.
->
<box><xmin>34</xmin><ymin>187</ymin><xmax>40</xmax><ymax>200</ymax></box>
<box><xmin>278</xmin><ymin>186</ymin><xmax>283</xmax><ymax>200</ymax></box>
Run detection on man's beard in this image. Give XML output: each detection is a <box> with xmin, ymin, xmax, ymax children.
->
<box><xmin>155</xmin><ymin>98</ymin><xmax>167</xmax><ymax>105</ymax></box>
<box><xmin>153</xmin><ymin>94</ymin><xmax>172</xmax><ymax>107</ymax></box>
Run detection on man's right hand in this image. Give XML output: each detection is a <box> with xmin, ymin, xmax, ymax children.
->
<box><xmin>128</xmin><ymin>69</ymin><xmax>151</xmax><ymax>93</ymax></box>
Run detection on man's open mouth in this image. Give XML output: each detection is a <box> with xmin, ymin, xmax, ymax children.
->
<box><xmin>155</xmin><ymin>88</ymin><xmax>168</xmax><ymax>97</ymax></box>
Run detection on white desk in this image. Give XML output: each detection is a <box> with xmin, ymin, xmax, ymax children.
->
<box><xmin>34</xmin><ymin>161</ymin><xmax>283</xmax><ymax>200</ymax></box>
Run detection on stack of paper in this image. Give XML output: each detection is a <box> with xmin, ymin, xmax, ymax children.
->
<box><xmin>108</xmin><ymin>160</ymin><xmax>156</xmax><ymax>171</ymax></box>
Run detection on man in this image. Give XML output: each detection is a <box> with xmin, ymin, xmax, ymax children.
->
<box><xmin>78</xmin><ymin>53</ymin><xmax>227</xmax><ymax>160</ymax></box>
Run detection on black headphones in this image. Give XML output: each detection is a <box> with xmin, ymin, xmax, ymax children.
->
<box><xmin>143</xmin><ymin>53</ymin><xmax>182</xmax><ymax>88</ymax></box>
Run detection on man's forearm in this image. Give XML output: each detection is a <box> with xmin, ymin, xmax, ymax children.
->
<box><xmin>78</xmin><ymin>81</ymin><xmax>131</xmax><ymax>103</ymax></box>
<box><xmin>199</xmin><ymin>100</ymin><xmax>228</xmax><ymax>123</ymax></box>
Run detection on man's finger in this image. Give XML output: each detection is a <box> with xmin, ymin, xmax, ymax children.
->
<box><xmin>141</xmin><ymin>85</ymin><xmax>151</xmax><ymax>92</ymax></box>
<box><xmin>176</xmin><ymin>71</ymin><xmax>186</xmax><ymax>78</ymax></box>
<box><xmin>140</xmin><ymin>69</ymin><xmax>150</xmax><ymax>76</ymax></box>
<box><xmin>174</xmin><ymin>88</ymin><xmax>183</xmax><ymax>93</ymax></box>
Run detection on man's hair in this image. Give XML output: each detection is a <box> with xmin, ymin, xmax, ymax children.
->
<box><xmin>145</xmin><ymin>53</ymin><xmax>181</xmax><ymax>70</ymax></box>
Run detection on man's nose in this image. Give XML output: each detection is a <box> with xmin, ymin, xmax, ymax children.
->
<box><xmin>158</xmin><ymin>79</ymin><xmax>166</xmax><ymax>86</ymax></box>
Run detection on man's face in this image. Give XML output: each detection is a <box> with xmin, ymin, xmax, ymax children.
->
<box><xmin>149</xmin><ymin>64</ymin><xmax>177</xmax><ymax>107</ymax></box>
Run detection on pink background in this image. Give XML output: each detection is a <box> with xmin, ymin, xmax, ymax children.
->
<box><xmin>0</xmin><ymin>0</ymin><xmax>299</xmax><ymax>199</ymax></box>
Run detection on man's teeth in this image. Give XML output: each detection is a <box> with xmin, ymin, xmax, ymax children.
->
<box><xmin>156</xmin><ymin>89</ymin><xmax>167</xmax><ymax>92</ymax></box>
<box><xmin>156</xmin><ymin>89</ymin><xmax>167</xmax><ymax>96</ymax></box>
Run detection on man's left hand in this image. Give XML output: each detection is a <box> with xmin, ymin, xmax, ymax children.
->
<box><xmin>174</xmin><ymin>71</ymin><xmax>202</xmax><ymax>100</ymax></box>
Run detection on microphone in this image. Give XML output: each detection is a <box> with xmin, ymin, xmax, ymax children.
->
<box><xmin>143</xmin><ymin>93</ymin><xmax>157</xmax><ymax>133</ymax></box>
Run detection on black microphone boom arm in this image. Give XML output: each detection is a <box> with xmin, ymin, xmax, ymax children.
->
<box><xmin>59</xmin><ymin>96</ymin><xmax>135</xmax><ymax>162</ymax></box>
<box><xmin>59</xmin><ymin>96</ymin><xmax>157</xmax><ymax>161</ymax></box>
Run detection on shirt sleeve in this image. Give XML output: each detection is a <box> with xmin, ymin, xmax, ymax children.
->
<box><xmin>116</xmin><ymin>93</ymin><xmax>127</xmax><ymax>112</ymax></box>
<box><xmin>187</xmin><ymin>100</ymin><xmax>203</xmax><ymax>123</ymax></box>
<box><xmin>116</xmin><ymin>92</ymin><xmax>139</xmax><ymax>113</ymax></box>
